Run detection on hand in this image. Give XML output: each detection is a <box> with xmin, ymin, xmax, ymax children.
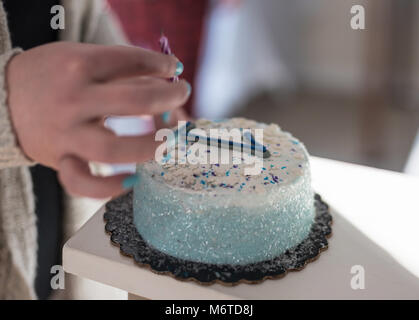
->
<box><xmin>7</xmin><ymin>42</ymin><xmax>190</xmax><ymax>198</ymax></box>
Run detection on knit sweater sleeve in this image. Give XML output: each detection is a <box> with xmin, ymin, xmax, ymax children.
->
<box><xmin>0</xmin><ymin>48</ymin><xmax>34</xmax><ymax>169</ymax></box>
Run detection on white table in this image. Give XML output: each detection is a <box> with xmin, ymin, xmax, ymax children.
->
<box><xmin>63</xmin><ymin>157</ymin><xmax>419</xmax><ymax>299</ymax></box>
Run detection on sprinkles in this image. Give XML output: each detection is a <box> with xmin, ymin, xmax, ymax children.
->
<box><xmin>152</xmin><ymin>118</ymin><xmax>308</xmax><ymax>193</ymax></box>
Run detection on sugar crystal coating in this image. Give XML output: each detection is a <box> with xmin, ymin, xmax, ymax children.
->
<box><xmin>133</xmin><ymin>118</ymin><xmax>315</xmax><ymax>265</ymax></box>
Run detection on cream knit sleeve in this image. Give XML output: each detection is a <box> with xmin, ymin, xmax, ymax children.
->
<box><xmin>0</xmin><ymin>48</ymin><xmax>34</xmax><ymax>169</ymax></box>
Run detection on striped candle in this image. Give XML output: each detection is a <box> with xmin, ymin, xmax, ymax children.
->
<box><xmin>159</xmin><ymin>35</ymin><xmax>178</xmax><ymax>123</ymax></box>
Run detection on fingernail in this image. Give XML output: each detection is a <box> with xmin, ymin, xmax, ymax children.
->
<box><xmin>175</xmin><ymin>61</ymin><xmax>184</xmax><ymax>76</ymax></box>
<box><xmin>186</xmin><ymin>82</ymin><xmax>192</xmax><ymax>96</ymax></box>
<box><xmin>162</xmin><ymin>111</ymin><xmax>171</xmax><ymax>124</ymax></box>
<box><xmin>122</xmin><ymin>174</ymin><xmax>139</xmax><ymax>189</ymax></box>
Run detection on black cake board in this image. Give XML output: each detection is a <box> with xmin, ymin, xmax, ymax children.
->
<box><xmin>104</xmin><ymin>192</ymin><xmax>332</xmax><ymax>286</ymax></box>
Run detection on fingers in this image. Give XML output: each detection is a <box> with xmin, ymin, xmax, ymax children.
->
<box><xmin>90</xmin><ymin>45</ymin><xmax>183</xmax><ymax>81</ymax></box>
<box><xmin>70</xmin><ymin>125</ymin><xmax>161</xmax><ymax>164</ymax></box>
<box><xmin>84</xmin><ymin>78</ymin><xmax>191</xmax><ymax>118</ymax></box>
<box><xmin>154</xmin><ymin>108</ymin><xmax>191</xmax><ymax>129</ymax></box>
<box><xmin>58</xmin><ymin>156</ymin><xmax>135</xmax><ymax>198</ymax></box>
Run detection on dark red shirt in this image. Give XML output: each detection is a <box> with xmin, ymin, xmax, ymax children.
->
<box><xmin>107</xmin><ymin>0</ymin><xmax>209</xmax><ymax>115</ymax></box>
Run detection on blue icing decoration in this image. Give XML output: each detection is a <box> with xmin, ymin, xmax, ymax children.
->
<box><xmin>162</xmin><ymin>153</ymin><xmax>172</xmax><ymax>164</ymax></box>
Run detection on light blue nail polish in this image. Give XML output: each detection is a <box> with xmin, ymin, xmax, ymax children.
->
<box><xmin>186</xmin><ymin>82</ymin><xmax>192</xmax><ymax>96</ymax></box>
<box><xmin>162</xmin><ymin>111</ymin><xmax>171</xmax><ymax>124</ymax></box>
<box><xmin>122</xmin><ymin>174</ymin><xmax>139</xmax><ymax>189</ymax></box>
<box><xmin>175</xmin><ymin>61</ymin><xmax>184</xmax><ymax>76</ymax></box>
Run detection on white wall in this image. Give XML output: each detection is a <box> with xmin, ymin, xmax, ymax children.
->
<box><xmin>195</xmin><ymin>0</ymin><xmax>388</xmax><ymax>118</ymax></box>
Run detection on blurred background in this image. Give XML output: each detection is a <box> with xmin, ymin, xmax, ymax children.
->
<box><xmin>60</xmin><ymin>0</ymin><xmax>419</xmax><ymax>299</ymax></box>
<box><xmin>107</xmin><ymin>0</ymin><xmax>419</xmax><ymax>175</ymax></box>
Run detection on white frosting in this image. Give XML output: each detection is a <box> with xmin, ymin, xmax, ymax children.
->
<box><xmin>143</xmin><ymin>118</ymin><xmax>310</xmax><ymax>194</ymax></box>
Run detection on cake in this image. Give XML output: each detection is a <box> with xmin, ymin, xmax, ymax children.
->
<box><xmin>133</xmin><ymin>118</ymin><xmax>315</xmax><ymax>265</ymax></box>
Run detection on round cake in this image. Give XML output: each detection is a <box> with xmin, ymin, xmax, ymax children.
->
<box><xmin>133</xmin><ymin>118</ymin><xmax>315</xmax><ymax>265</ymax></box>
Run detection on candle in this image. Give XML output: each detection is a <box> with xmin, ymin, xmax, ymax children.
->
<box><xmin>186</xmin><ymin>125</ymin><xmax>271</xmax><ymax>159</ymax></box>
<box><xmin>159</xmin><ymin>34</ymin><xmax>179</xmax><ymax>123</ymax></box>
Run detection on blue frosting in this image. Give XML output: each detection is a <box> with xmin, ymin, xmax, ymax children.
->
<box><xmin>133</xmin><ymin>165</ymin><xmax>314</xmax><ymax>265</ymax></box>
<box><xmin>133</xmin><ymin>118</ymin><xmax>315</xmax><ymax>265</ymax></box>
